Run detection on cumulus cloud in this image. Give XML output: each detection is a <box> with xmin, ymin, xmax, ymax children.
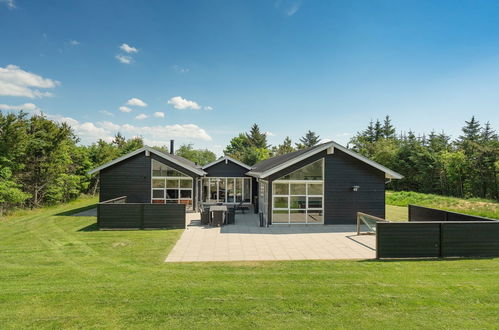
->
<box><xmin>119</xmin><ymin>106</ymin><xmax>133</xmax><ymax>113</ymax></box>
<box><xmin>0</xmin><ymin>103</ymin><xmax>40</xmax><ymax>113</ymax></box>
<box><xmin>167</xmin><ymin>96</ymin><xmax>201</xmax><ymax>110</ymax></box>
<box><xmin>204</xmin><ymin>106</ymin><xmax>213</xmax><ymax>111</ymax></box>
<box><xmin>264</xmin><ymin>131</ymin><xmax>275</xmax><ymax>136</ymax></box>
<box><xmin>0</xmin><ymin>64</ymin><xmax>60</xmax><ymax>98</ymax></box>
<box><xmin>115</xmin><ymin>55</ymin><xmax>132</xmax><ymax>64</ymax></box>
<box><xmin>135</xmin><ymin>114</ymin><xmax>148</xmax><ymax>120</ymax></box>
<box><xmin>153</xmin><ymin>111</ymin><xmax>165</xmax><ymax>118</ymax></box>
<box><xmin>99</xmin><ymin>110</ymin><xmax>114</xmax><ymax>116</ymax></box>
<box><xmin>126</xmin><ymin>97</ymin><xmax>147</xmax><ymax>107</ymax></box>
<box><xmin>120</xmin><ymin>43</ymin><xmax>138</xmax><ymax>53</ymax></box>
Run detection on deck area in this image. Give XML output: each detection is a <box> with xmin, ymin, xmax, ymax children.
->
<box><xmin>165</xmin><ymin>211</ymin><xmax>376</xmax><ymax>262</ymax></box>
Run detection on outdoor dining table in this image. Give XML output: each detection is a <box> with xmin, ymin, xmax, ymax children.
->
<box><xmin>209</xmin><ymin>205</ymin><xmax>228</xmax><ymax>226</ymax></box>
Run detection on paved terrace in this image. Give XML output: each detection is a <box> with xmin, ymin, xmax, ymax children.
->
<box><xmin>165</xmin><ymin>211</ymin><xmax>376</xmax><ymax>262</ymax></box>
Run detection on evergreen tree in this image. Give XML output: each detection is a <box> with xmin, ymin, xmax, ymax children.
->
<box><xmin>273</xmin><ymin>137</ymin><xmax>295</xmax><ymax>156</ymax></box>
<box><xmin>374</xmin><ymin>119</ymin><xmax>383</xmax><ymax>141</ymax></box>
<box><xmin>246</xmin><ymin>123</ymin><xmax>268</xmax><ymax>149</ymax></box>
<box><xmin>382</xmin><ymin>115</ymin><xmax>396</xmax><ymax>139</ymax></box>
<box><xmin>296</xmin><ymin>130</ymin><xmax>321</xmax><ymax>149</ymax></box>
<box><xmin>458</xmin><ymin>116</ymin><xmax>481</xmax><ymax>146</ymax></box>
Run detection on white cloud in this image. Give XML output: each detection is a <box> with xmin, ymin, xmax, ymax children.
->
<box><xmin>0</xmin><ymin>103</ymin><xmax>40</xmax><ymax>112</ymax></box>
<box><xmin>119</xmin><ymin>106</ymin><xmax>133</xmax><ymax>113</ymax></box>
<box><xmin>135</xmin><ymin>114</ymin><xmax>148</xmax><ymax>120</ymax></box>
<box><xmin>0</xmin><ymin>64</ymin><xmax>60</xmax><ymax>98</ymax></box>
<box><xmin>173</xmin><ymin>65</ymin><xmax>190</xmax><ymax>73</ymax></box>
<box><xmin>204</xmin><ymin>106</ymin><xmax>213</xmax><ymax>111</ymax></box>
<box><xmin>120</xmin><ymin>43</ymin><xmax>138</xmax><ymax>53</ymax></box>
<box><xmin>167</xmin><ymin>96</ymin><xmax>201</xmax><ymax>110</ymax></box>
<box><xmin>264</xmin><ymin>131</ymin><xmax>275</xmax><ymax>136</ymax></box>
<box><xmin>275</xmin><ymin>0</ymin><xmax>301</xmax><ymax>16</ymax></box>
<box><xmin>0</xmin><ymin>0</ymin><xmax>15</xmax><ymax>9</ymax></box>
<box><xmin>69</xmin><ymin>40</ymin><xmax>80</xmax><ymax>46</ymax></box>
<box><xmin>115</xmin><ymin>55</ymin><xmax>132</xmax><ymax>64</ymax></box>
<box><xmin>99</xmin><ymin>110</ymin><xmax>114</xmax><ymax>116</ymax></box>
<box><xmin>153</xmin><ymin>111</ymin><xmax>165</xmax><ymax>118</ymax></box>
<box><xmin>126</xmin><ymin>97</ymin><xmax>147</xmax><ymax>107</ymax></box>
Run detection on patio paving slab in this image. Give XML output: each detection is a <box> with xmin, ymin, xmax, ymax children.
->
<box><xmin>165</xmin><ymin>211</ymin><xmax>376</xmax><ymax>262</ymax></box>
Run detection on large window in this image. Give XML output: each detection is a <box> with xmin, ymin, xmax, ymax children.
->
<box><xmin>202</xmin><ymin>177</ymin><xmax>252</xmax><ymax>204</ymax></box>
<box><xmin>272</xmin><ymin>159</ymin><xmax>324</xmax><ymax>224</ymax></box>
<box><xmin>151</xmin><ymin>160</ymin><xmax>193</xmax><ymax>208</ymax></box>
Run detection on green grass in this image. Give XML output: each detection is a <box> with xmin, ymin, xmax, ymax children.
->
<box><xmin>386</xmin><ymin>205</ymin><xmax>408</xmax><ymax>221</ymax></box>
<box><xmin>387</xmin><ymin>191</ymin><xmax>499</xmax><ymax>219</ymax></box>
<box><xmin>1</xmin><ymin>197</ymin><xmax>499</xmax><ymax>328</ymax></box>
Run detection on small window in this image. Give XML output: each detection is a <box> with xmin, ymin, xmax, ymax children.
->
<box><xmin>152</xmin><ymin>189</ymin><xmax>164</xmax><ymax>198</ymax></box>
<box><xmin>308</xmin><ymin>183</ymin><xmax>323</xmax><ymax>195</ymax></box>
<box><xmin>290</xmin><ymin>183</ymin><xmax>306</xmax><ymax>195</ymax></box>
<box><xmin>152</xmin><ymin>179</ymin><xmax>165</xmax><ymax>188</ymax></box>
<box><xmin>273</xmin><ymin>196</ymin><xmax>288</xmax><ymax>208</ymax></box>
<box><xmin>166</xmin><ymin>180</ymin><xmax>179</xmax><ymax>188</ymax></box>
<box><xmin>273</xmin><ymin>183</ymin><xmax>289</xmax><ymax>195</ymax></box>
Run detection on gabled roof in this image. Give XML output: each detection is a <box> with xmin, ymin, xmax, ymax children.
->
<box><xmin>246</xmin><ymin>141</ymin><xmax>404</xmax><ymax>180</ymax></box>
<box><xmin>87</xmin><ymin>146</ymin><xmax>207</xmax><ymax>176</ymax></box>
<box><xmin>202</xmin><ymin>156</ymin><xmax>252</xmax><ymax>170</ymax></box>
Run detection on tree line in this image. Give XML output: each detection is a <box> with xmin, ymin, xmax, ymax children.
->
<box><xmin>1</xmin><ymin>111</ymin><xmax>497</xmax><ymax>214</ymax></box>
<box><xmin>348</xmin><ymin>116</ymin><xmax>498</xmax><ymax>200</ymax></box>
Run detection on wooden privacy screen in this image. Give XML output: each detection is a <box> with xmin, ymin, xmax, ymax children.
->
<box><xmin>376</xmin><ymin>206</ymin><xmax>499</xmax><ymax>258</ymax></box>
<box><xmin>98</xmin><ymin>199</ymin><xmax>186</xmax><ymax>229</ymax></box>
<box><xmin>408</xmin><ymin>204</ymin><xmax>495</xmax><ymax>222</ymax></box>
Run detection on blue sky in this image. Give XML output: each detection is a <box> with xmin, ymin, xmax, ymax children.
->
<box><xmin>1</xmin><ymin>0</ymin><xmax>498</xmax><ymax>155</ymax></box>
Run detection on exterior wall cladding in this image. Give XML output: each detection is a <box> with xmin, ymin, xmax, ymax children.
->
<box><xmin>204</xmin><ymin>160</ymin><xmax>259</xmax><ymax>211</ymax></box>
<box><xmin>99</xmin><ymin>152</ymin><xmax>201</xmax><ymax>209</ymax></box>
<box><xmin>266</xmin><ymin>149</ymin><xmax>386</xmax><ymax>225</ymax></box>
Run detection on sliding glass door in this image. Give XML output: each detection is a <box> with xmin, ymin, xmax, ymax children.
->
<box><xmin>202</xmin><ymin>177</ymin><xmax>252</xmax><ymax>204</ymax></box>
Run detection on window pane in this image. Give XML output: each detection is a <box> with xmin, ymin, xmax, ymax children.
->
<box><xmin>308</xmin><ymin>183</ymin><xmax>323</xmax><ymax>195</ymax></box>
<box><xmin>308</xmin><ymin>197</ymin><xmax>322</xmax><ymax>209</ymax></box>
<box><xmin>227</xmin><ymin>179</ymin><xmax>234</xmax><ymax>203</ymax></box>
<box><xmin>166</xmin><ymin>189</ymin><xmax>179</xmax><ymax>199</ymax></box>
<box><xmin>210</xmin><ymin>179</ymin><xmax>217</xmax><ymax>201</ymax></box>
<box><xmin>152</xmin><ymin>178</ymin><xmax>165</xmax><ymax>188</ymax></box>
<box><xmin>152</xmin><ymin>159</ymin><xmax>188</xmax><ymax>177</ymax></box>
<box><xmin>243</xmin><ymin>178</ymin><xmax>251</xmax><ymax>202</ymax></box>
<box><xmin>235</xmin><ymin>178</ymin><xmax>242</xmax><ymax>202</ymax></box>
<box><xmin>307</xmin><ymin>210</ymin><xmax>323</xmax><ymax>224</ymax></box>
<box><xmin>272</xmin><ymin>210</ymin><xmax>289</xmax><ymax>223</ymax></box>
<box><xmin>273</xmin><ymin>196</ymin><xmax>288</xmax><ymax>208</ymax></box>
<box><xmin>290</xmin><ymin>196</ymin><xmax>306</xmax><ymax>209</ymax></box>
<box><xmin>166</xmin><ymin>180</ymin><xmax>179</xmax><ymax>188</ymax></box>
<box><xmin>180</xmin><ymin>190</ymin><xmax>192</xmax><ymax>198</ymax></box>
<box><xmin>152</xmin><ymin>189</ymin><xmax>164</xmax><ymax>198</ymax></box>
<box><xmin>273</xmin><ymin>183</ymin><xmax>289</xmax><ymax>195</ymax></box>
<box><xmin>179</xmin><ymin>179</ymin><xmax>192</xmax><ymax>188</ymax></box>
<box><xmin>290</xmin><ymin>210</ymin><xmax>306</xmax><ymax>223</ymax></box>
<box><xmin>219</xmin><ymin>178</ymin><xmax>227</xmax><ymax>203</ymax></box>
<box><xmin>290</xmin><ymin>183</ymin><xmax>306</xmax><ymax>195</ymax></box>
<box><xmin>280</xmin><ymin>159</ymin><xmax>323</xmax><ymax>180</ymax></box>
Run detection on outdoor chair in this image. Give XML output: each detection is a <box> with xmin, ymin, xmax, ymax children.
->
<box><xmin>226</xmin><ymin>207</ymin><xmax>236</xmax><ymax>225</ymax></box>
<box><xmin>200</xmin><ymin>209</ymin><xmax>210</xmax><ymax>225</ymax></box>
<box><xmin>211</xmin><ymin>211</ymin><xmax>224</xmax><ymax>226</ymax></box>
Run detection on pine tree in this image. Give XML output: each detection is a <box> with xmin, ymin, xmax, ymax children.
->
<box><xmin>246</xmin><ymin>123</ymin><xmax>268</xmax><ymax>149</ymax></box>
<box><xmin>382</xmin><ymin>115</ymin><xmax>396</xmax><ymax>139</ymax></box>
<box><xmin>374</xmin><ymin>119</ymin><xmax>383</xmax><ymax>141</ymax></box>
<box><xmin>274</xmin><ymin>137</ymin><xmax>295</xmax><ymax>156</ymax></box>
<box><xmin>481</xmin><ymin>121</ymin><xmax>498</xmax><ymax>142</ymax></box>
<box><xmin>459</xmin><ymin>116</ymin><xmax>481</xmax><ymax>144</ymax></box>
<box><xmin>296</xmin><ymin>130</ymin><xmax>321</xmax><ymax>149</ymax></box>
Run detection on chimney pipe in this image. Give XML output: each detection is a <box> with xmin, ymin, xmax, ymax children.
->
<box><xmin>170</xmin><ymin>140</ymin><xmax>174</xmax><ymax>154</ymax></box>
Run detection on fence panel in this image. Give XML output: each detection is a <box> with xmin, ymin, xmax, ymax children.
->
<box><xmin>377</xmin><ymin>222</ymin><xmax>441</xmax><ymax>258</ymax></box>
<box><xmin>442</xmin><ymin>222</ymin><xmax>499</xmax><ymax>257</ymax></box>
<box><xmin>143</xmin><ymin>204</ymin><xmax>186</xmax><ymax>228</ymax></box>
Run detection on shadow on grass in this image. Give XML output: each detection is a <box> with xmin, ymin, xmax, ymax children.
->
<box><xmin>55</xmin><ymin>204</ymin><xmax>97</xmax><ymax>216</ymax></box>
<box><xmin>359</xmin><ymin>256</ymin><xmax>498</xmax><ymax>263</ymax></box>
<box><xmin>78</xmin><ymin>222</ymin><xmax>99</xmax><ymax>232</ymax></box>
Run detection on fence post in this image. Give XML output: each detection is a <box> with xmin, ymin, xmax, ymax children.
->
<box><xmin>376</xmin><ymin>222</ymin><xmax>380</xmax><ymax>259</ymax></box>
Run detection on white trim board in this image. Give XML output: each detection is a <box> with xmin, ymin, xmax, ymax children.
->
<box><xmin>202</xmin><ymin>156</ymin><xmax>252</xmax><ymax>170</ymax></box>
<box><xmin>87</xmin><ymin>146</ymin><xmax>206</xmax><ymax>176</ymax></box>
<box><xmin>246</xmin><ymin>141</ymin><xmax>403</xmax><ymax>180</ymax></box>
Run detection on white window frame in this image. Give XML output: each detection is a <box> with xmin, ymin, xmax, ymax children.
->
<box><xmin>271</xmin><ymin>158</ymin><xmax>324</xmax><ymax>224</ymax></box>
<box><xmin>151</xmin><ymin>160</ymin><xmax>193</xmax><ymax>209</ymax></box>
<box><xmin>201</xmin><ymin>177</ymin><xmax>252</xmax><ymax>204</ymax></box>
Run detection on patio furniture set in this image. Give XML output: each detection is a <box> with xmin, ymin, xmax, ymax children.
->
<box><xmin>200</xmin><ymin>202</ymin><xmax>250</xmax><ymax>226</ymax></box>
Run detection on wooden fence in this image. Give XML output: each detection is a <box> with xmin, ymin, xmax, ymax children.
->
<box><xmin>98</xmin><ymin>196</ymin><xmax>186</xmax><ymax>229</ymax></box>
<box><xmin>375</xmin><ymin>205</ymin><xmax>499</xmax><ymax>259</ymax></box>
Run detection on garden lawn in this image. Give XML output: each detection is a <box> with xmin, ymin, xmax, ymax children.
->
<box><xmin>1</xmin><ymin>197</ymin><xmax>499</xmax><ymax>329</ymax></box>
